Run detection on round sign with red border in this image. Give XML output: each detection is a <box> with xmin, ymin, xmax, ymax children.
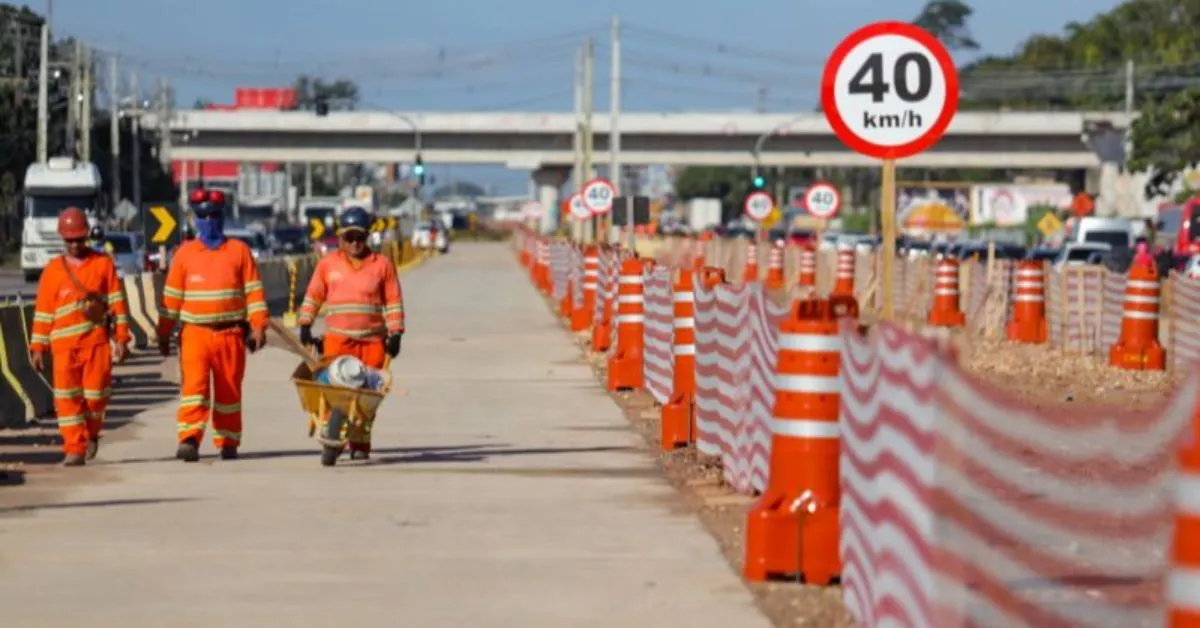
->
<box><xmin>803</xmin><ymin>182</ymin><xmax>841</xmax><ymax>219</ymax></box>
<box><xmin>820</xmin><ymin>21</ymin><xmax>958</xmax><ymax>160</ymax></box>
<box><xmin>743</xmin><ymin>191</ymin><xmax>773</xmax><ymax>222</ymax></box>
<box><xmin>567</xmin><ymin>193</ymin><xmax>591</xmax><ymax>221</ymax></box>
<box><xmin>581</xmin><ymin>177</ymin><xmax>616</xmax><ymax>215</ymax></box>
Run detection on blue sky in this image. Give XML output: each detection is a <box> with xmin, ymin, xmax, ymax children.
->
<box><xmin>52</xmin><ymin>0</ymin><xmax>1126</xmax><ymax>194</ymax></box>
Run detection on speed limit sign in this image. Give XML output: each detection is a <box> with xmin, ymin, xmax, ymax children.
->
<box><xmin>568</xmin><ymin>193</ymin><xmax>591</xmax><ymax>221</ymax></box>
<box><xmin>743</xmin><ymin>191</ymin><xmax>773</xmax><ymax>222</ymax></box>
<box><xmin>820</xmin><ymin>21</ymin><xmax>958</xmax><ymax>159</ymax></box>
<box><xmin>803</xmin><ymin>183</ymin><xmax>841</xmax><ymax>219</ymax></box>
<box><xmin>581</xmin><ymin>177</ymin><xmax>615</xmax><ymax>215</ymax></box>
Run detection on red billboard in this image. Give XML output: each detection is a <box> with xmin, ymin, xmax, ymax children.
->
<box><xmin>172</xmin><ymin>87</ymin><xmax>294</xmax><ymax>184</ymax></box>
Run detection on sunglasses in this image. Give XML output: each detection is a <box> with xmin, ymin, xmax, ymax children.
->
<box><xmin>341</xmin><ymin>231</ymin><xmax>367</xmax><ymax>243</ymax></box>
<box><xmin>64</xmin><ymin>237</ymin><xmax>87</xmax><ymax>245</ymax></box>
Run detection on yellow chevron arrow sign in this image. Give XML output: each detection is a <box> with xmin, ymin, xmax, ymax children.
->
<box><xmin>309</xmin><ymin>218</ymin><xmax>325</xmax><ymax>240</ymax></box>
<box><xmin>149</xmin><ymin>206</ymin><xmax>176</xmax><ymax>243</ymax></box>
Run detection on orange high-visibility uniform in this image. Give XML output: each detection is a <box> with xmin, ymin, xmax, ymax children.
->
<box><xmin>157</xmin><ymin>239</ymin><xmax>268</xmax><ymax>449</ymax></box>
<box><xmin>30</xmin><ymin>253</ymin><xmax>131</xmax><ymax>456</ymax></box>
<box><xmin>298</xmin><ymin>250</ymin><xmax>404</xmax><ymax>453</ymax></box>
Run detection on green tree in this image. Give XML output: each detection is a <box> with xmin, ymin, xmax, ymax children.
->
<box><xmin>292</xmin><ymin>75</ymin><xmax>360</xmax><ymax>111</ymax></box>
<box><xmin>1127</xmin><ymin>87</ymin><xmax>1200</xmax><ymax>197</ymax></box>
<box><xmin>913</xmin><ymin>0</ymin><xmax>979</xmax><ymax>51</ymax></box>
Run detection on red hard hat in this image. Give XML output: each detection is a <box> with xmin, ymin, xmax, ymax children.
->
<box><xmin>58</xmin><ymin>207</ymin><xmax>89</xmax><ymax>239</ymax></box>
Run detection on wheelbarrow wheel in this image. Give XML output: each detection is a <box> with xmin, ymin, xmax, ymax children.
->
<box><xmin>321</xmin><ymin>445</ymin><xmax>340</xmax><ymax>467</ymax></box>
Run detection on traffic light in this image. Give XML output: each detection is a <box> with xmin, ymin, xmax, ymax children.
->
<box><xmin>413</xmin><ymin>154</ymin><xmax>425</xmax><ymax>186</ymax></box>
<box><xmin>315</xmin><ymin>97</ymin><xmax>329</xmax><ymax>116</ymax></box>
<box><xmin>752</xmin><ymin>173</ymin><xmax>766</xmax><ymax>189</ymax></box>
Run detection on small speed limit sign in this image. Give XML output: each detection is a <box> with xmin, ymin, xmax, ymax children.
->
<box><xmin>803</xmin><ymin>183</ymin><xmax>841</xmax><ymax>219</ymax></box>
<box><xmin>581</xmin><ymin>177</ymin><xmax>615</xmax><ymax>215</ymax></box>
<box><xmin>743</xmin><ymin>191</ymin><xmax>773</xmax><ymax>222</ymax></box>
<box><xmin>820</xmin><ymin>21</ymin><xmax>958</xmax><ymax>159</ymax></box>
<box><xmin>568</xmin><ymin>193</ymin><xmax>591</xmax><ymax>221</ymax></box>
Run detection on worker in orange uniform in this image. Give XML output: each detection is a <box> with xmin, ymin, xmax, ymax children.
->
<box><xmin>28</xmin><ymin>208</ymin><xmax>131</xmax><ymax>466</ymax></box>
<box><xmin>297</xmin><ymin>206</ymin><xmax>405</xmax><ymax>461</ymax></box>
<box><xmin>157</xmin><ymin>188</ymin><xmax>268</xmax><ymax>463</ymax></box>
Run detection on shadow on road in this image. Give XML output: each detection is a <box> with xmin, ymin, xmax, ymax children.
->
<box><xmin>0</xmin><ymin>497</ymin><xmax>196</xmax><ymax>516</ymax></box>
<box><xmin>370</xmin><ymin>444</ymin><xmax>636</xmax><ymax>466</ymax></box>
<box><xmin>0</xmin><ymin>354</ymin><xmax>179</xmax><ymax>468</ymax></box>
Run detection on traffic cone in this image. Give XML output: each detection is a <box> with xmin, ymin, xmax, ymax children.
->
<box><xmin>1006</xmin><ymin>260</ymin><xmax>1048</xmax><ymax>343</ymax></box>
<box><xmin>1108</xmin><ymin>263</ymin><xmax>1166</xmax><ymax>371</ymax></box>
<box><xmin>743</xmin><ymin>242</ymin><xmax>759</xmax><ymax>283</ymax></box>
<box><xmin>661</xmin><ymin>268</ymin><xmax>697</xmax><ymax>450</ymax></box>
<box><xmin>744</xmin><ymin>296</ymin><xmax>857</xmax><ymax>584</ymax></box>
<box><xmin>572</xmin><ymin>245</ymin><xmax>599</xmax><ymax>332</ymax></box>
<box><xmin>765</xmin><ymin>242</ymin><xmax>785</xmax><ymax>290</ymax></box>
<box><xmin>927</xmin><ymin>257</ymin><xmax>965</xmax><ymax>327</ymax></box>
<box><xmin>798</xmin><ymin>245</ymin><xmax>816</xmax><ymax>289</ymax></box>
<box><xmin>831</xmin><ymin>244</ymin><xmax>855</xmax><ymax>297</ymax></box>
<box><xmin>607</xmin><ymin>258</ymin><xmax>646</xmax><ymax>390</ymax></box>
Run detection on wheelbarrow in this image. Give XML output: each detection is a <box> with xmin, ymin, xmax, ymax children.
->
<box><xmin>288</xmin><ymin>334</ymin><xmax>393</xmax><ymax>467</ymax></box>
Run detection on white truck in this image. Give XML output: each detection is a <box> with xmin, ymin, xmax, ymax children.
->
<box><xmin>235</xmin><ymin>195</ymin><xmax>281</xmax><ymax>228</ymax></box>
<box><xmin>686</xmin><ymin>197</ymin><xmax>722</xmax><ymax>233</ymax></box>
<box><xmin>20</xmin><ymin>157</ymin><xmax>103</xmax><ymax>282</ymax></box>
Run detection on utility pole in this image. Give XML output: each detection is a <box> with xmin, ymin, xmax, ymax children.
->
<box><xmin>109</xmin><ymin>54</ymin><xmax>121</xmax><ymax>207</ymax></box>
<box><xmin>66</xmin><ymin>39</ymin><xmax>78</xmax><ymax>157</ymax></box>
<box><xmin>610</xmin><ymin>15</ymin><xmax>626</xmax><ymax>247</ymax></box>
<box><xmin>36</xmin><ymin>22</ymin><xmax>48</xmax><ymax>163</ymax></box>
<box><xmin>571</xmin><ymin>43</ymin><xmax>583</xmax><ymax>241</ymax></box>
<box><xmin>757</xmin><ymin>87</ymin><xmax>768</xmax><ymax>113</ymax></box>
<box><xmin>81</xmin><ymin>46</ymin><xmax>92</xmax><ymax>163</ymax></box>
<box><xmin>130</xmin><ymin>72</ymin><xmax>142</xmax><ymax>212</ymax></box>
<box><xmin>157</xmin><ymin>78</ymin><xmax>171</xmax><ymax>169</ymax></box>
<box><xmin>582</xmin><ymin>37</ymin><xmax>596</xmax><ymax>243</ymax></box>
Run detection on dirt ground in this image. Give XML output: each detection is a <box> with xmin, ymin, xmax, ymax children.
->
<box><xmin>557</xmin><ymin>305</ymin><xmax>1176</xmax><ymax>627</ymax></box>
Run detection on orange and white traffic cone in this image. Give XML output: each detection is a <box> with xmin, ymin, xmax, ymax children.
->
<box><xmin>572</xmin><ymin>245</ymin><xmax>599</xmax><ymax>332</ymax></box>
<box><xmin>744</xmin><ymin>296</ymin><xmax>857</xmax><ymax>584</ymax></box>
<box><xmin>535</xmin><ymin>239</ymin><xmax>550</xmax><ymax>294</ymax></box>
<box><xmin>1006</xmin><ymin>260</ymin><xmax>1048</xmax><ymax>343</ymax></box>
<box><xmin>798</xmin><ymin>245</ymin><xmax>817</xmax><ymax>289</ymax></box>
<box><xmin>660</xmin><ymin>268</ymin><xmax>697</xmax><ymax>450</ymax></box>
<box><xmin>765</xmin><ymin>242</ymin><xmax>785</xmax><ymax>290</ymax></box>
<box><xmin>927</xmin><ymin>257</ymin><xmax>965</xmax><ymax>327</ymax></box>
<box><xmin>1168</xmin><ymin>413</ymin><xmax>1200</xmax><ymax>626</ymax></box>
<box><xmin>1109</xmin><ymin>263</ymin><xmax>1166</xmax><ymax>370</ymax></box>
<box><xmin>831</xmin><ymin>244</ymin><xmax>855</xmax><ymax>297</ymax></box>
<box><xmin>607</xmin><ymin>258</ymin><xmax>646</xmax><ymax>390</ymax></box>
<box><xmin>743</xmin><ymin>242</ymin><xmax>759</xmax><ymax>283</ymax></box>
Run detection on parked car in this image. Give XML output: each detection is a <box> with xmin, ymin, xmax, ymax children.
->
<box><xmin>103</xmin><ymin>231</ymin><xmax>151</xmax><ymax>277</ymax></box>
<box><xmin>270</xmin><ymin>225</ymin><xmax>309</xmax><ymax>255</ymax></box>
<box><xmin>226</xmin><ymin>227</ymin><xmax>272</xmax><ymax>260</ymax></box>
<box><xmin>1053</xmin><ymin>242</ymin><xmax>1111</xmax><ymax>269</ymax></box>
<box><xmin>412</xmin><ymin>221</ymin><xmax>449</xmax><ymax>254</ymax></box>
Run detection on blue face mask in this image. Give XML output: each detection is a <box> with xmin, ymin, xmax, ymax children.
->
<box><xmin>194</xmin><ymin>213</ymin><xmax>226</xmax><ymax>250</ymax></box>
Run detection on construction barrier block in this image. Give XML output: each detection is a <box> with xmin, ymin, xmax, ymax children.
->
<box><xmin>0</xmin><ymin>305</ymin><xmax>53</xmax><ymax>419</ymax></box>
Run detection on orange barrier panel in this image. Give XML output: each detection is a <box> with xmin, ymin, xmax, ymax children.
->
<box><xmin>1169</xmin><ymin>412</ymin><xmax>1200</xmax><ymax>627</ymax></box>
<box><xmin>832</xmin><ymin>244</ymin><xmax>855</xmax><ymax>297</ymax></box>
<box><xmin>765</xmin><ymin>242</ymin><xmax>785</xmax><ymax>290</ymax></box>
<box><xmin>744</xmin><ymin>296</ymin><xmax>857</xmax><ymax>584</ymax></box>
<box><xmin>660</xmin><ymin>268</ymin><xmax>697</xmax><ymax>450</ymax></box>
<box><xmin>1007</xmin><ymin>260</ymin><xmax>1048</xmax><ymax>343</ymax></box>
<box><xmin>927</xmin><ymin>257</ymin><xmax>965</xmax><ymax>327</ymax></box>
<box><xmin>1109</xmin><ymin>263</ymin><xmax>1166</xmax><ymax>371</ymax></box>
<box><xmin>799</xmin><ymin>246</ymin><xmax>816</xmax><ymax>289</ymax></box>
<box><xmin>607</xmin><ymin>257</ymin><xmax>646</xmax><ymax>390</ymax></box>
<box><xmin>572</xmin><ymin>245</ymin><xmax>599</xmax><ymax>332</ymax></box>
<box><xmin>535</xmin><ymin>238</ymin><xmax>550</xmax><ymax>294</ymax></box>
<box><xmin>743</xmin><ymin>242</ymin><xmax>759</xmax><ymax>283</ymax></box>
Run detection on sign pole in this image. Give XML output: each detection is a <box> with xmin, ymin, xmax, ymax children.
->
<box><xmin>880</xmin><ymin>158</ymin><xmax>896</xmax><ymax>319</ymax></box>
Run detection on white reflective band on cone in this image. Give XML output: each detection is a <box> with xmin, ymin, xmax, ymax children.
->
<box><xmin>770</xmin><ymin>418</ymin><xmax>839</xmax><ymax>439</ymax></box>
<box><xmin>673</xmin><ymin>291</ymin><xmax>695</xmax><ymax>302</ymax></box>
<box><xmin>1167</xmin><ymin>568</ymin><xmax>1200</xmax><ymax>611</ymax></box>
<box><xmin>617</xmin><ymin>295</ymin><xmax>643</xmax><ymax>304</ymax></box>
<box><xmin>618</xmin><ymin>276</ymin><xmax>644</xmax><ymax>284</ymax></box>
<box><xmin>673</xmin><ymin>344</ymin><xmax>695</xmax><ymax>356</ymax></box>
<box><xmin>777</xmin><ymin>333</ymin><xmax>842</xmax><ymax>352</ymax></box>
<box><xmin>616</xmin><ymin>314</ymin><xmax>644</xmax><ymax>324</ymax></box>
<box><xmin>673</xmin><ymin>317</ymin><xmax>695</xmax><ymax>328</ymax></box>
<box><xmin>774</xmin><ymin>373</ymin><xmax>839</xmax><ymax>394</ymax></box>
<box><xmin>1175</xmin><ymin>474</ymin><xmax>1200</xmax><ymax>515</ymax></box>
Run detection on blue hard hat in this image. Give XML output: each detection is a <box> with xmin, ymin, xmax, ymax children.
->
<box><xmin>338</xmin><ymin>206</ymin><xmax>372</xmax><ymax>233</ymax></box>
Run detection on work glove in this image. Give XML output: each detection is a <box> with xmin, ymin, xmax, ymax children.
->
<box><xmin>248</xmin><ymin>327</ymin><xmax>267</xmax><ymax>354</ymax></box>
<box><xmin>299</xmin><ymin>324</ymin><xmax>314</xmax><ymax>347</ymax></box>
<box><xmin>386</xmin><ymin>332</ymin><xmax>403</xmax><ymax>358</ymax></box>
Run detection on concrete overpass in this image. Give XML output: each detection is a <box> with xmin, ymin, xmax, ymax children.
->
<box><xmin>142</xmin><ymin>108</ymin><xmax>1132</xmax><ymax>220</ymax></box>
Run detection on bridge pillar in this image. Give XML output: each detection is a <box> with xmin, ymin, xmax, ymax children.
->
<box><xmin>533</xmin><ymin>166</ymin><xmax>570</xmax><ymax>234</ymax></box>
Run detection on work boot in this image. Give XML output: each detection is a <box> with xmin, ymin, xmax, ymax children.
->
<box><xmin>176</xmin><ymin>438</ymin><xmax>200</xmax><ymax>463</ymax></box>
<box><xmin>219</xmin><ymin>446</ymin><xmax>238</xmax><ymax>460</ymax></box>
<box><xmin>85</xmin><ymin>439</ymin><xmax>99</xmax><ymax>461</ymax></box>
<box><xmin>61</xmin><ymin>453</ymin><xmax>86</xmax><ymax>467</ymax></box>
<box><xmin>350</xmin><ymin>450</ymin><xmax>370</xmax><ymax>461</ymax></box>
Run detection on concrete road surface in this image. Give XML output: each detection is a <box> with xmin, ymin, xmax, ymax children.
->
<box><xmin>0</xmin><ymin>242</ymin><xmax>770</xmax><ymax>628</ymax></box>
